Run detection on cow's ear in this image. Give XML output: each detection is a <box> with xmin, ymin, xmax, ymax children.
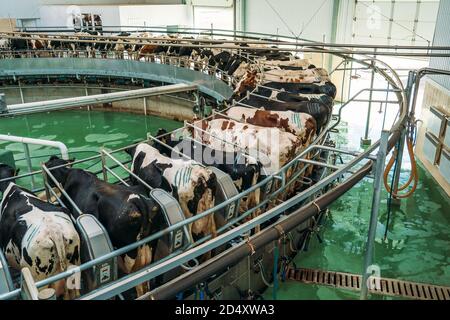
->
<box><xmin>154</xmin><ymin>162</ymin><xmax>171</xmax><ymax>173</ymax></box>
<box><xmin>15</xmin><ymin>168</ymin><xmax>20</xmax><ymax>176</ymax></box>
<box><xmin>125</xmin><ymin>145</ymin><xmax>137</xmax><ymax>157</ymax></box>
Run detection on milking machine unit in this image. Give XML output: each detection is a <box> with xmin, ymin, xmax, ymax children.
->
<box><xmin>77</xmin><ymin>214</ymin><xmax>118</xmax><ymax>294</ymax></box>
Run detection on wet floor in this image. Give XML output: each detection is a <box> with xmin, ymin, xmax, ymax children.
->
<box><xmin>0</xmin><ymin>109</ymin><xmax>182</xmax><ymax>185</ymax></box>
<box><xmin>0</xmin><ymin>107</ymin><xmax>448</xmax><ymax>300</ymax></box>
<box><xmin>263</xmin><ymin>162</ymin><xmax>450</xmax><ymax>300</ymax></box>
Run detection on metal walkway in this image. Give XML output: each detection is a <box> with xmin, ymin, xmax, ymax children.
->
<box><xmin>286</xmin><ymin>267</ymin><xmax>450</xmax><ymax>300</ymax></box>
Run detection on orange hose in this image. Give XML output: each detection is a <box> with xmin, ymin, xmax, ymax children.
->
<box><xmin>383</xmin><ymin>137</ymin><xmax>418</xmax><ymax>199</ymax></box>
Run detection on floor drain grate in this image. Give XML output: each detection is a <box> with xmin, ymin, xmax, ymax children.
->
<box><xmin>286</xmin><ymin>267</ymin><xmax>450</xmax><ymax>300</ymax></box>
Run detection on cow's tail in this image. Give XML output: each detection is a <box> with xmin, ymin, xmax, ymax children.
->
<box><xmin>49</xmin><ymin>231</ymin><xmax>67</xmax><ymax>272</ymax></box>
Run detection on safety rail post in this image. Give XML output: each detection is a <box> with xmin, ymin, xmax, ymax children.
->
<box><xmin>361</xmin><ymin>48</ymin><xmax>377</xmax><ymax>147</ymax></box>
<box><xmin>23</xmin><ymin>143</ymin><xmax>36</xmax><ymax>190</ymax></box>
<box><xmin>42</xmin><ymin>164</ymin><xmax>84</xmax><ymax>217</ymax></box>
<box><xmin>20</xmin><ymin>268</ymin><xmax>39</xmax><ymax>300</ymax></box>
<box><xmin>41</xmin><ymin>166</ymin><xmax>52</xmax><ymax>203</ymax></box>
<box><xmin>360</xmin><ymin>130</ymin><xmax>389</xmax><ymax>300</ymax></box>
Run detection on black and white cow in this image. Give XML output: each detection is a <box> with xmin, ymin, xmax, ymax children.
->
<box><xmin>9</xmin><ymin>37</ymin><xmax>30</xmax><ymax>58</ymax></box>
<box><xmin>44</xmin><ymin>156</ymin><xmax>164</xmax><ymax>297</ymax></box>
<box><xmin>154</xmin><ymin>129</ymin><xmax>263</xmax><ymax>213</ymax></box>
<box><xmin>210</xmin><ymin>50</ymin><xmax>232</xmax><ymax>71</ymax></box>
<box><xmin>126</xmin><ymin>143</ymin><xmax>218</xmax><ymax>241</ymax></box>
<box><xmin>0</xmin><ymin>164</ymin><xmax>80</xmax><ymax>299</ymax></box>
<box><xmin>254</xmin><ymin>85</ymin><xmax>335</xmax><ymax>109</ymax></box>
<box><xmin>264</xmin><ymin>81</ymin><xmax>337</xmax><ymax>99</ymax></box>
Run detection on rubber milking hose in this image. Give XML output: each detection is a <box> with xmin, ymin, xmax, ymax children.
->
<box><xmin>383</xmin><ymin>137</ymin><xmax>418</xmax><ymax>198</ymax></box>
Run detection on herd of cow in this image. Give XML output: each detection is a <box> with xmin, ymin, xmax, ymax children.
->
<box><xmin>0</xmin><ymin>33</ymin><xmax>336</xmax><ymax>299</ymax></box>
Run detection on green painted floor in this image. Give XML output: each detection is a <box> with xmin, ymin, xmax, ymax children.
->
<box><xmin>0</xmin><ymin>109</ymin><xmax>182</xmax><ymax>186</ymax></box>
<box><xmin>262</xmin><ymin>117</ymin><xmax>450</xmax><ymax>300</ymax></box>
<box><xmin>263</xmin><ymin>163</ymin><xmax>450</xmax><ymax>300</ymax></box>
<box><xmin>1</xmin><ymin>109</ymin><xmax>449</xmax><ymax>300</ymax></box>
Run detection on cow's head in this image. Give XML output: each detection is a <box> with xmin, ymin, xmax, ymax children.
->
<box><xmin>156</xmin><ymin>128</ymin><xmax>172</xmax><ymax>145</ymax></box>
<box><xmin>125</xmin><ymin>143</ymin><xmax>173</xmax><ymax>191</ymax></box>
<box><xmin>199</xmin><ymin>49</ymin><xmax>213</xmax><ymax>59</ymax></box>
<box><xmin>124</xmin><ymin>145</ymin><xmax>138</xmax><ymax>158</ymax></box>
<box><xmin>233</xmin><ymin>69</ymin><xmax>258</xmax><ymax>99</ymax></box>
<box><xmin>44</xmin><ymin>156</ymin><xmax>75</xmax><ymax>187</ymax></box>
<box><xmin>0</xmin><ymin>163</ymin><xmax>19</xmax><ymax>193</ymax></box>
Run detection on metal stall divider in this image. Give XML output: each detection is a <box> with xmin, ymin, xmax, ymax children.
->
<box><xmin>182</xmin><ymin>120</ymin><xmax>275</xmax><ymax>207</ymax></box>
<box><xmin>146</xmin><ymin>134</ymin><xmax>241</xmax><ymax>234</ymax></box>
<box><xmin>42</xmin><ymin>163</ymin><xmax>118</xmax><ymax>296</ymax></box>
<box><xmin>0</xmin><ymin>251</ymin><xmax>14</xmax><ymax>297</ymax></box>
<box><xmin>100</xmin><ymin>149</ymin><xmax>196</xmax><ymax>285</ymax></box>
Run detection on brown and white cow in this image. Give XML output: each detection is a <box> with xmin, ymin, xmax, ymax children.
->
<box><xmin>225</xmin><ymin>106</ymin><xmax>317</xmax><ymax>145</ymax></box>
<box><xmin>261</xmin><ymin>68</ymin><xmax>330</xmax><ymax>84</ymax></box>
<box><xmin>256</xmin><ymin>57</ymin><xmax>312</xmax><ymax>70</ymax></box>
<box><xmin>190</xmin><ymin>119</ymin><xmax>302</xmax><ymax>175</ymax></box>
<box><xmin>189</xmin><ymin>119</ymin><xmax>303</xmax><ymax>226</ymax></box>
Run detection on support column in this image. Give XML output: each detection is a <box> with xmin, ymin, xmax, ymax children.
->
<box><xmin>361</xmin><ymin>50</ymin><xmax>377</xmax><ymax>147</ymax></box>
<box><xmin>19</xmin><ymin>80</ymin><xmax>25</xmax><ymax>104</ymax></box>
<box><xmin>360</xmin><ymin>130</ymin><xmax>389</xmax><ymax>300</ymax></box>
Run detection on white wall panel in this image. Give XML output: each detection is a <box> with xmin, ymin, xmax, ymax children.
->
<box><xmin>119</xmin><ymin>5</ymin><xmax>192</xmax><ymax>28</ymax></box>
<box><xmin>429</xmin><ymin>0</ymin><xmax>450</xmax><ymax>90</ymax></box>
<box><xmin>244</xmin><ymin>0</ymin><xmax>334</xmax><ymax>42</ymax></box>
<box><xmin>0</xmin><ymin>0</ymin><xmax>40</xmax><ymax>19</ymax></box>
<box><xmin>39</xmin><ymin>5</ymin><xmax>121</xmax><ymax>28</ymax></box>
<box><xmin>352</xmin><ymin>0</ymin><xmax>439</xmax><ymax>46</ymax></box>
<box><xmin>193</xmin><ymin>6</ymin><xmax>233</xmax><ymax>30</ymax></box>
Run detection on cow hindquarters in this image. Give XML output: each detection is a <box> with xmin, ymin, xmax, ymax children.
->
<box><xmin>121</xmin><ymin>245</ymin><xmax>153</xmax><ymax>297</ymax></box>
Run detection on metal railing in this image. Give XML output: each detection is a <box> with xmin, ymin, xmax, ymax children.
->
<box><xmin>0</xmin><ymin>135</ymin><xmax>69</xmax><ymax>190</ymax></box>
<box><xmin>0</xmin><ymin>31</ymin><xmax>408</xmax><ymax>300</ymax></box>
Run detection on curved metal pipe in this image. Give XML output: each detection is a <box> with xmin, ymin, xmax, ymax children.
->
<box><xmin>141</xmin><ymin>51</ymin><xmax>409</xmax><ymax>300</ymax></box>
<box><xmin>0</xmin><ymin>134</ymin><xmax>69</xmax><ymax>160</ymax></box>
<box><xmin>0</xmin><ymin>31</ymin><xmax>409</xmax><ymax>299</ymax></box>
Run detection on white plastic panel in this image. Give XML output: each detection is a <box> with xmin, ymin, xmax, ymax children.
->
<box><xmin>439</xmin><ymin>149</ymin><xmax>450</xmax><ymax>185</ymax></box>
<box><xmin>444</xmin><ymin>119</ymin><xmax>450</xmax><ymax>149</ymax></box>
<box><xmin>427</xmin><ymin>107</ymin><xmax>445</xmax><ymax>138</ymax></box>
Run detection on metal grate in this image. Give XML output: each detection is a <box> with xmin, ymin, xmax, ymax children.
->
<box><xmin>286</xmin><ymin>267</ymin><xmax>450</xmax><ymax>300</ymax></box>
